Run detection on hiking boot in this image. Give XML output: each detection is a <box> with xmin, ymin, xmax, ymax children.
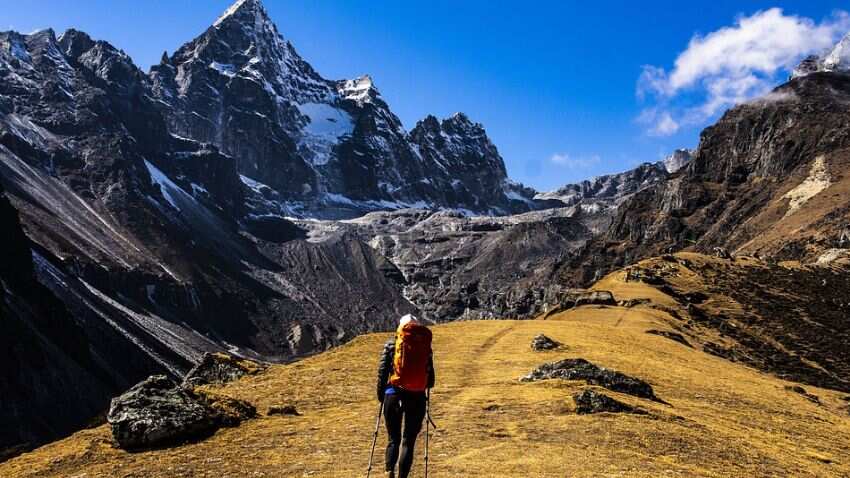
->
<box><xmin>384</xmin><ymin>471</ymin><xmax>395</xmax><ymax>478</ymax></box>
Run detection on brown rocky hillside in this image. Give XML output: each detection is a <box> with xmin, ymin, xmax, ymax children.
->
<box><xmin>3</xmin><ymin>253</ymin><xmax>849</xmax><ymax>477</ymax></box>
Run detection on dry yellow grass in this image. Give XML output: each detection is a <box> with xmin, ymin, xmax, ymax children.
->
<box><xmin>3</xmin><ymin>294</ymin><xmax>849</xmax><ymax>477</ymax></box>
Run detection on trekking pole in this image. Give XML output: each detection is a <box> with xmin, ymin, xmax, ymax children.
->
<box><xmin>424</xmin><ymin>389</ymin><xmax>431</xmax><ymax>478</ymax></box>
<box><xmin>366</xmin><ymin>399</ymin><xmax>385</xmax><ymax>478</ymax></box>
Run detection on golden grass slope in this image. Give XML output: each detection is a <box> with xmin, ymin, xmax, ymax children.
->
<box><xmin>3</xmin><ymin>292</ymin><xmax>849</xmax><ymax>477</ymax></box>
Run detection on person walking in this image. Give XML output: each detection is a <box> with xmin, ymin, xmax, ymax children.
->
<box><xmin>375</xmin><ymin>314</ymin><xmax>435</xmax><ymax>478</ymax></box>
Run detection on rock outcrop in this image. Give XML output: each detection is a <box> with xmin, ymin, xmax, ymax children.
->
<box><xmin>107</xmin><ymin>375</ymin><xmax>255</xmax><ymax>450</ymax></box>
<box><xmin>542</xmin><ymin>290</ymin><xmax>616</xmax><ymax>318</ymax></box>
<box><xmin>521</xmin><ymin>358</ymin><xmax>662</xmax><ymax>402</ymax></box>
<box><xmin>267</xmin><ymin>405</ymin><xmax>300</xmax><ymax>416</ymax></box>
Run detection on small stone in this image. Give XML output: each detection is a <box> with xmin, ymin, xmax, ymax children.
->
<box><xmin>530</xmin><ymin>334</ymin><xmax>562</xmax><ymax>351</ymax></box>
<box><xmin>573</xmin><ymin>389</ymin><xmax>645</xmax><ymax>415</ymax></box>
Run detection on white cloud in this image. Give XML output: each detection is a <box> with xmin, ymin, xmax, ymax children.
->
<box><xmin>637</xmin><ymin>8</ymin><xmax>850</xmax><ymax>134</ymax></box>
<box><xmin>549</xmin><ymin>153</ymin><xmax>601</xmax><ymax>169</ymax></box>
<box><xmin>637</xmin><ymin>108</ymin><xmax>680</xmax><ymax>137</ymax></box>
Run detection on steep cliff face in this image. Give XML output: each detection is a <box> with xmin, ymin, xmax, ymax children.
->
<box><xmin>149</xmin><ymin>0</ymin><xmax>535</xmax><ymax>218</ymax></box>
<box><xmin>564</xmin><ymin>72</ymin><xmax>850</xmax><ymax>284</ymax></box>
<box><xmin>0</xmin><ymin>184</ymin><xmax>145</xmax><ymax>460</ymax></box>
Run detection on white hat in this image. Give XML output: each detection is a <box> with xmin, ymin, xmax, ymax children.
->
<box><xmin>399</xmin><ymin>314</ymin><xmax>419</xmax><ymax>328</ymax></box>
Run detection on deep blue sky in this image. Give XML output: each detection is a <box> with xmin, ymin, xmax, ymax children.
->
<box><xmin>4</xmin><ymin>1</ymin><xmax>846</xmax><ymax>190</ymax></box>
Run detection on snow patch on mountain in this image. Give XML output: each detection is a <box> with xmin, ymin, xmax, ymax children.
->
<box><xmin>144</xmin><ymin>160</ymin><xmax>183</xmax><ymax>211</ymax></box>
<box><xmin>214</xmin><ymin>0</ymin><xmax>253</xmax><ymax>27</ymax></box>
<box><xmin>791</xmin><ymin>32</ymin><xmax>850</xmax><ymax>78</ymax></box>
<box><xmin>296</xmin><ymin>102</ymin><xmax>354</xmax><ymax>166</ymax></box>
<box><xmin>209</xmin><ymin>61</ymin><xmax>237</xmax><ymax>77</ymax></box>
<box><xmin>339</xmin><ymin>75</ymin><xmax>375</xmax><ymax>104</ymax></box>
<box><xmin>823</xmin><ymin>33</ymin><xmax>850</xmax><ymax>72</ymax></box>
<box><xmin>663</xmin><ymin>149</ymin><xmax>692</xmax><ymax>173</ymax></box>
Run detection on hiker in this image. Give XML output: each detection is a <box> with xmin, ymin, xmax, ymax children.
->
<box><xmin>375</xmin><ymin>314</ymin><xmax>435</xmax><ymax>478</ymax></box>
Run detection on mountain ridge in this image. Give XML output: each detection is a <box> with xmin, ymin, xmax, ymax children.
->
<box><xmin>148</xmin><ymin>0</ymin><xmax>538</xmax><ymax>218</ymax></box>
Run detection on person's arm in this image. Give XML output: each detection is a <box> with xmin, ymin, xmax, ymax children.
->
<box><xmin>376</xmin><ymin>340</ymin><xmax>394</xmax><ymax>402</ymax></box>
<box><xmin>427</xmin><ymin>352</ymin><xmax>435</xmax><ymax>390</ymax></box>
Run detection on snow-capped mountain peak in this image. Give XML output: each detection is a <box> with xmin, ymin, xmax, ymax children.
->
<box><xmin>823</xmin><ymin>32</ymin><xmax>850</xmax><ymax>72</ymax></box>
<box><xmin>147</xmin><ymin>0</ymin><xmax>537</xmax><ymax>218</ymax></box>
<box><xmin>791</xmin><ymin>31</ymin><xmax>850</xmax><ymax>78</ymax></box>
<box><xmin>214</xmin><ymin>0</ymin><xmax>266</xmax><ymax>28</ymax></box>
<box><xmin>662</xmin><ymin>149</ymin><xmax>692</xmax><ymax>173</ymax></box>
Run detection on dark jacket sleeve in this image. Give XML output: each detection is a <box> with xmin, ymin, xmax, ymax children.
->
<box><xmin>427</xmin><ymin>353</ymin><xmax>435</xmax><ymax>389</ymax></box>
<box><xmin>376</xmin><ymin>339</ymin><xmax>395</xmax><ymax>402</ymax></box>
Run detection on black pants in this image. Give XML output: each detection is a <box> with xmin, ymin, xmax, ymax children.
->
<box><xmin>384</xmin><ymin>391</ymin><xmax>426</xmax><ymax>477</ymax></box>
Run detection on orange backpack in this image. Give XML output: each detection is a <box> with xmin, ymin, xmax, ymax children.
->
<box><xmin>389</xmin><ymin>322</ymin><xmax>432</xmax><ymax>392</ymax></box>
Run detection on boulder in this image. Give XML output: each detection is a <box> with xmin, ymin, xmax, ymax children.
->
<box><xmin>573</xmin><ymin>389</ymin><xmax>645</xmax><ymax>415</ymax></box>
<box><xmin>107</xmin><ymin>375</ymin><xmax>255</xmax><ymax>450</ymax></box>
<box><xmin>107</xmin><ymin>376</ymin><xmax>219</xmax><ymax>450</ymax></box>
<box><xmin>521</xmin><ymin>358</ymin><xmax>662</xmax><ymax>402</ymax></box>
<box><xmin>183</xmin><ymin>353</ymin><xmax>265</xmax><ymax>387</ymax></box>
<box><xmin>530</xmin><ymin>334</ymin><xmax>562</xmax><ymax>351</ymax></box>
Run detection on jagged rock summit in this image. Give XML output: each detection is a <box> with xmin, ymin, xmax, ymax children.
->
<box><xmin>149</xmin><ymin>0</ymin><xmax>537</xmax><ymax>219</ymax></box>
